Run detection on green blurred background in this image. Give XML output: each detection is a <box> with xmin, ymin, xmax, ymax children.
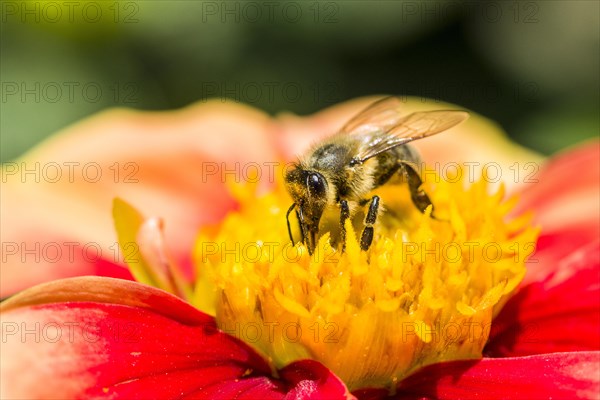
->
<box><xmin>1</xmin><ymin>0</ymin><xmax>598</xmax><ymax>162</ymax></box>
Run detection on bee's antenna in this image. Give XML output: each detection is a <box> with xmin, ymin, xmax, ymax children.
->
<box><xmin>286</xmin><ymin>203</ymin><xmax>296</xmax><ymax>245</ymax></box>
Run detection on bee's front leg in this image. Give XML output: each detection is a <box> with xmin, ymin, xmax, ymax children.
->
<box><xmin>360</xmin><ymin>195</ymin><xmax>380</xmax><ymax>251</ymax></box>
<box><xmin>295</xmin><ymin>210</ymin><xmax>306</xmax><ymax>244</ymax></box>
<box><xmin>339</xmin><ymin>200</ymin><xmax>350</xmax><ymax>252</ymax></box>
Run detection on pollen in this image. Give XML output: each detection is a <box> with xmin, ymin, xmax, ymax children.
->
<box><xmin>192</xmin><ymin>168</ymin><xmax>538</xmax><ymax>391</ymax></box>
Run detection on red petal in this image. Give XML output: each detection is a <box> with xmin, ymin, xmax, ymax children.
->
<box><xmin>518</xmin><ymin>141</ymin><xmax>600</xmax><ymax>285</ymax></box>
<box><xmin>0</xmin><ymin>239</ymin><xmax>134</xmax><ymax>299</ymax></box>
<box><xmin>531</xmin><ymin>223</ymin><xmax>600</xmax><ymax>280</ymax></box>
<box><xmin>394</xmin><ymin>352</ymin><xmax>600</xmax><ymax>400</ymax></box>
<box><xmin>519</xmin><ymin>140</ymin><xmax>600</xmax><ymax>228</ymax></box>
<box><xmin>351</xmin><ymin>388</ymin><xmax>389</xmax><ymax>400</ymax></box>
<box><xmin>486</xmin><ymin>240</ymin><xmax>600</xmax><ymax>357</ymax></box>
<box><xmin>280</xmin><ymin>360</ymin><xmax>355</xmax><ymax>400</ymax></box>
<box><xmin>1</xmin><ymin>277</ymin><xmax>351</xmax><ymax>399</ymax></box>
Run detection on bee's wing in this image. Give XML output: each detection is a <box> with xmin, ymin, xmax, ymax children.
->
<box><xmin>339</xmin><ymin>96</ymin><xmax>407</xmax><ymax>136</ymax></box>
<box><xmin>354</xmin><ymin>110</ymin><xmax>469</xmax><ymax>162</ymax></box>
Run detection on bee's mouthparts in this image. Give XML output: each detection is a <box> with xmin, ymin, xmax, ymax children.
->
<box><xmin>305</xmin><ymin>227</ymin><xmax>318</xmax><ymax>255</ymax></box>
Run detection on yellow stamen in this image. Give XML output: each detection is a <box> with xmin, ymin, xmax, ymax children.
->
<box><xmin>192</xmin><ymin>168</ymin><xmax>538</xmax><ymax>391</ymax></box>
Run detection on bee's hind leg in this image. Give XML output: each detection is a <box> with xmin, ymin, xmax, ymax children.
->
<box><xmin>400</xmin><ymin>162</ymin><xmax>435</xmax><ymax>217</ymax></box>
<box><xmin>360</xmin><ymin>195</ymin><xmax>380</xmax><ymax>251</ymax></box>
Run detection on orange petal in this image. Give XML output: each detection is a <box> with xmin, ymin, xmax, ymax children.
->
<box><xmin>1</xmin><ymin>101</ymin><xmax>276</xmax><ymax>296</ymax></box>
<box><xmin>2</xmin><ymin>96</ymin><xmax>542</xmax><ymax>297</ymax></box>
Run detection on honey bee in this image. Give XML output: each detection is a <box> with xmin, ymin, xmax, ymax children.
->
<box><xmin>285</xmin><ymin>96</ymin><xmax>469</xmax><ymax>254</ymax></box>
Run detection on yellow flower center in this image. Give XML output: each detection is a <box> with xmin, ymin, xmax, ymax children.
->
<box><xmin>191</xmin><ymin>168</ymin><xmax>538</xmax><ymax>391</ymax></box>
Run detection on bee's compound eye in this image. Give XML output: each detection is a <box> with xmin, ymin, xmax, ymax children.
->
<box><xmin>307</xmin><ymin>172</ymin><xmax>327</xmax><ymax>198</ymax></box>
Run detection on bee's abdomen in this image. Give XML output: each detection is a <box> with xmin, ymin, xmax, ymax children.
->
<box><xmin>395</xmin><ymin>144</ymin><xmax>422</xmax><ymax>169</ymax></box>
<box><xmin>372</xmin><ymin>144</ymin><xmax>422</xmax><ymax>186</ymax></box>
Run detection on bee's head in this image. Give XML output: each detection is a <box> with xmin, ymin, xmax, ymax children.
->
<box><xmin>285</xmin><ymin>166</ymin><xmax>329</xmax><ymax>252</ymax></box>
